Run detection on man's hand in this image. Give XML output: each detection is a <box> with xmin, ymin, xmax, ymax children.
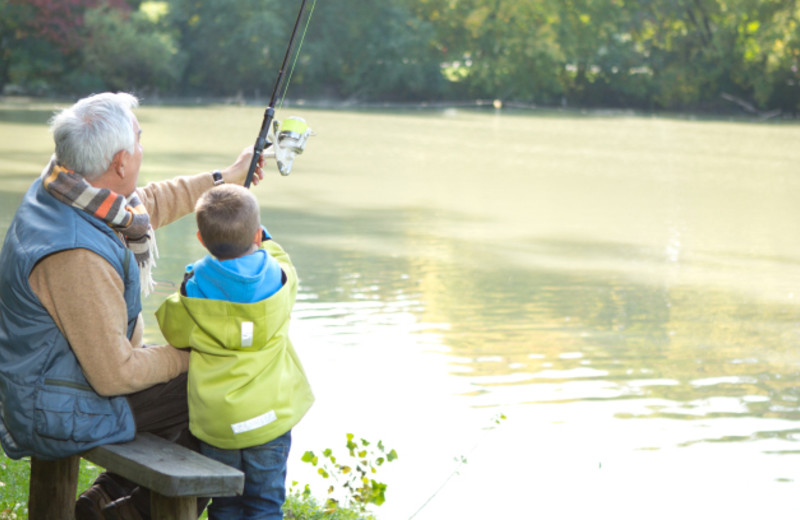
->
<box><xmin>222</xmin><ymin>145</ymin><xmax>275</xmax><ymax>186</ymax></box>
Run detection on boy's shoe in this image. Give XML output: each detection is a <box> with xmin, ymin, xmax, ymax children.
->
<box><xmin>75</xmin><ymin>484</ymin><xmax>114</xmax><ymax>520</ymax></box>
<box><xmin>102</xmin><ymin>497</ymin><xmax>145</xmax><ymax>520</ymax></box>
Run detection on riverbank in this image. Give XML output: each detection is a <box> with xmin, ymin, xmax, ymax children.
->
<box><xmin>1</xmin><ymin>95</ymin><xmax>796</xmax><ymax>123</ymax></box>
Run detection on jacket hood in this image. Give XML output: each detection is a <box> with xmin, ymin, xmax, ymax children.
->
<box><xmin>185</xmin><ymin>250</ymin><xmax>283</xmax><ymax>304</ymax></box>
<box><xmin>173</xmin><ymin>285</ymin><xmax>292</xmax><ymax>353</ymax></box>
<box><xmin>155</xmin><ymin>239</ymin><xmax>298</xmax><ymax>355</ymax></box>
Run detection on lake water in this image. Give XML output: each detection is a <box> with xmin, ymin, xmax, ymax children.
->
<box><xmin>2</xmin><ymin>104</ymin><xmax>800</xmax><ymax>519</ymax></box>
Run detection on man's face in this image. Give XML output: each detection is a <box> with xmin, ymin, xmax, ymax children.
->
<box><xmin>120</xmin><ymin>115</ymin><xmax>143</xmax><ymax>196</ymax></box>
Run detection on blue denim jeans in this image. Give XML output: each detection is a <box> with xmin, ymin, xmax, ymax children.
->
<box><xmin>200</xmin><ymin>430</ymin><xmax>292</xmax><ymax>520</ymax></box>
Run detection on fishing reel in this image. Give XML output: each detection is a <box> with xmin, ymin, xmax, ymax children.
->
<box><xmin>271</xmin><ymin>116</ymin><xmax>313</xmax><ymax>176</ymax></box>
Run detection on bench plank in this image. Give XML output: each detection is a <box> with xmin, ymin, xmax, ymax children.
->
<box><xmin>82</xmin><ymin>433</ymin><xmax>244</xmax><ymax>498</ymax></box>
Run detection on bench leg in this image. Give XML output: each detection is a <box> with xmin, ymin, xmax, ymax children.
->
<box><xmin>151</xmin><ymin>492</ymin><xmax>196</xmax><ymax>520</ymax></box>
<box><xmin>29</xmin><ymin>455</ymin><xmax>80</xmax><ymax>520</ymax></box>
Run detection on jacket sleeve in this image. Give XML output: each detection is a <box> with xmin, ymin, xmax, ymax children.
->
<box><xmin>155</xmin><ymin>293</ymin><xmax>195</xmax><ymax>348</ymax></box>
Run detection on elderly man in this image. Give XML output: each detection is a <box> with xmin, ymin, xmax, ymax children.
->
<box><xmin>0</xmin><ymin>92</ymin><xmax>265</xmax><ymax>519</ymax></box>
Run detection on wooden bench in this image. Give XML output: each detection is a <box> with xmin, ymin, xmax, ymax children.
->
<box><xmin>28</xmin><ymin>433</ymin><xmax>245</xmax><ymax>520</ymax></box>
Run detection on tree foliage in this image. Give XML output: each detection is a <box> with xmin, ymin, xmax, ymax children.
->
<box><xmin>0</xmin><ymin>0</ymin><xmax>798</xmax><ymax>112</ymax></box>
<box><xmin>83</xmin><ymin>5</ymin><xmax>185</xmax><ymax>94</ymax></box>
<box><xmin>165</xmin><ymin>0</ymin><xmax>286</xmax><ymax>96</ymax></box>
<box><xmin>300</xmin><ymin>0</ymin><xmax>446</xmax><ymax>101</ymax></box>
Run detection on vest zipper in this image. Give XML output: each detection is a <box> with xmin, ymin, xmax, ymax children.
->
<box><xmin>44</xmin><ymin>379</ymin><xmax>93</xmax><ymax>391</ymax></box>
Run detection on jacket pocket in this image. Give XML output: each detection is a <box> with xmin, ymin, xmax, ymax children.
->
<box><xmin>33</xmin><ymin>390</ymin><xmax>75</xmax><ymax>441</ymax></box>
<box><xmin>33</xmin><ymin>387</ymin><xmax>117</xmax><ymax>443</ymax></box>
<box><xmin>74</xmin><ymin>397</ymin><xmax>117</xmax><ymax>442</ymax></box>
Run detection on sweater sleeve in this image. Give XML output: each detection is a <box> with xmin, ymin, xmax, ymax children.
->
<box><xmin>137</xmin><ymin>172</ymin><xmax>217</xmax><ymax>230</ymax></box>
<box><xmin>29</xmin><ymin>249</ymin><xmax>190</xmax><ymax>396</ymax></box>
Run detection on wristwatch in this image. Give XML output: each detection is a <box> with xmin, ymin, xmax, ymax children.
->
<box><xmin>212</xmin><ymin>170</ymin><xmax>224</xmax><ymax>185</ymax></box>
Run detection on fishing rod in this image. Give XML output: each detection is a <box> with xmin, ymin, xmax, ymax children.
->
<box><xmin>244</xmin><ymin>0</ymin><xmax>314</xmax><ymax>187</ymax></box>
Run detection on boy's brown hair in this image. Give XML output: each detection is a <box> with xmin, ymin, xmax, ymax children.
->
<box><xmin>195</xmin><ymin>184</ymin><xmax>261</xmax><ymax>259</ymax></box>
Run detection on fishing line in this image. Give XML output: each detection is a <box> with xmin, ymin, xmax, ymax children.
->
<box><xmin>244</xmin><ymin>0</ymin><xmax>317</xmax><ymax>187</ymax></box>
<box><xmin>277</xmin><ymin>0</ymin><xmax>317</xmax><ymax>110</ymax></box>
<box><xmin>407</xmin><ymin>413</ymin><xmax>507</xmax><ymax>520</ymax></box>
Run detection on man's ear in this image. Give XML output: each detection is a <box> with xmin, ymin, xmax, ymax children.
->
<box><xmin>112</xmin><ymin>150</ymin><xmax>126</xmax><ymax>178</ymax></box>
<box><xmin>196</xmin><ymin>230</ymin><xmax>205</xmax><ymax>247</ymax></box>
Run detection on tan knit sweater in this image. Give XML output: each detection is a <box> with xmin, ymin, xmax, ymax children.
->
<box><xmin>28</xmin><ymin>172</ymin><xmax>218</xmax><ymax>397</ymax></box>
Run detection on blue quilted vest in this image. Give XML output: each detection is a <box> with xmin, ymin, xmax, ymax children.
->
<box><xmin>0</xmin><ymin>178</ymin><xmax>138</xmax><ymax>460</ymax></box>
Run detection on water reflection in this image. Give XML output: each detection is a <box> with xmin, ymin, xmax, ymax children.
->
<box><xmin>147</xmin><ymin>202</ymin><xmax>800</xmax><ymax>447</ymax></box>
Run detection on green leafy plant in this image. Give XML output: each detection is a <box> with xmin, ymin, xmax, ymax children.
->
<box><xmin>300</xmin><ymin>433</ymin><xmax>398</xmax><ymax>513</ymax></box>
<box><xmin>283</xmin><ymin>489</ymin><xmax>369</xmax><ymax>520</ymax></box>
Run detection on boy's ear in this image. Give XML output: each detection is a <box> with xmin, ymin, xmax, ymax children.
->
<box><xmin>253</xmin><ymin>228</ymin><xmax>262</xmax><ymax>244</ymax></box>
<box><xmin>196</xmin><ymin>230</ymin><xmax>205</xmax><ymax>247</ymax></box>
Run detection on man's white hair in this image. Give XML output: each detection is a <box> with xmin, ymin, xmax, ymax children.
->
<box><xmin>50</xmin><ymin>92</ymin><xmax>140</xmax><ymax>180</ymax></box>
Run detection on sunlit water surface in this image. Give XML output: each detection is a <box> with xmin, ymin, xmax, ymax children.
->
<box><xmin>2</xmin><ymin>105</ymin><xmax>800</xmax><ymax>518</ymax></box>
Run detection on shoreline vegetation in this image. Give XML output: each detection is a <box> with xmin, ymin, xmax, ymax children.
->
<box><xmin>3</xmin><ymin>2</ymin><xmax>799</xmax><ymax>117</ymax></box>
<box><xmin>1</xmin><ymin>95</ymin><xmax>797</xmax><ymax>125</ymax></box>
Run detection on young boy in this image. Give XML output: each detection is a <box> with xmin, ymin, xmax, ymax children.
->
<box><xmin>155</xmin><ymin>184</ymin><xmax>314</xmax><ymax>519</ymax></box>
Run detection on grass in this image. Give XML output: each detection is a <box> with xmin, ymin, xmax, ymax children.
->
<box><xmin>0</xmin><ymin>457</ymin><xmax>102</xmax><ymax>519</ymax></box>
<box><xmin>284</xmin><ymin>492</ymin><xmax>374</xmax><ymax>520</ymax></box>
<box><xmin>0</xmin><ymin>455</ymin><xmax>372</xmax><ymax>520</ymax></box>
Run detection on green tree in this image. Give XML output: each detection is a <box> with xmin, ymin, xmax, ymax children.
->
<box><xmin>300</xmin><ymin>0</ymin><xmax>446</xmax><ymax>101</ymax></box>
<box><xmin>632</xmin><ymin>0</ymin><xmax>740</xmax><ymax>108</ymax></box>
<box><xmin>82</xmin><ymin>5</ymin><xmax>185</xmax><ymax>95</ymax></box>
<box><xmin>0</xmin><ymin>0</ymin><xmax>134</xmax><ymax>94</ymax></box>
<box><xmin>165</xmin><ymin>0</ymin><xmax>287</xmax><ymax>96</ymax></box>
<box><xmin>552</xmin><ymin>0</ymin><xmax>654</xmax><ymax>107</ymax></box>
<box><xmin>0</xmin><ymin>0</ymin><xmax>20</xmax><ymax>90</ymax></box>
<box><xmin>727</xmin><ymin>0</ymin><xmax>800</xmax><ymax>112</ymax></box>
<box><xmin>629</xmin><ymin>0</ymin><xmax>799</xmax><ymax>111</ymax></box>
<box><xmin>464</xmin><ymin>0</ymin><xmax>564</xmax><ymax>103</ymax></box>
<box><xmin>412</xmin><ymin>0</ymin><xmax>650</xmax><ymax>106</ymax></box>
<box><xmin>1</xmin><ymin>0</ymin><xmax>798</xmax><ymax>111</ymax></box>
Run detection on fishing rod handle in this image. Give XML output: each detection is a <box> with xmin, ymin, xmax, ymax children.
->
<box><xmin>243</xmin><ymin>148</ymin><xmax>261</xmax><ymax>189</ymax></box>
<box><xmin>244</xmin><ymin>107</ymin><xmax>276</xmax><ymax>188</ymax></box>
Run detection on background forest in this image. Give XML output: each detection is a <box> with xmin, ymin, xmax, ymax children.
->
<box><xmin>0</xmin><ymin>0</ymin><xmax>798</xmax><ymax>113</ymax></box>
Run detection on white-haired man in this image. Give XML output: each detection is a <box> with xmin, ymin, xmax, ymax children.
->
<box><xmin>0</xmin><ymin>92</ymin><xmax>265</xmax><ymax>519</ymax></box>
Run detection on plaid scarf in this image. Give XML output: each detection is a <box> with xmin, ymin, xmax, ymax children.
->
<box><xmin>41</xmin><ymin>156</ymin><xmax>159</xmax><ymax>296</ymax></box>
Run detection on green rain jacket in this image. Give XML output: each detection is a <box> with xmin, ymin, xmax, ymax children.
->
<box><xmin>155</xmin><ymin>240</ymin><xmax>314</xmax><ymax>450</ymax></box>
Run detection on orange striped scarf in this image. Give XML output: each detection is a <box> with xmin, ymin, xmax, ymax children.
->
<box><xmin>41</xmin><ymin>156</ymin><xmax>158</xmax><ymax>295</ymax></box>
